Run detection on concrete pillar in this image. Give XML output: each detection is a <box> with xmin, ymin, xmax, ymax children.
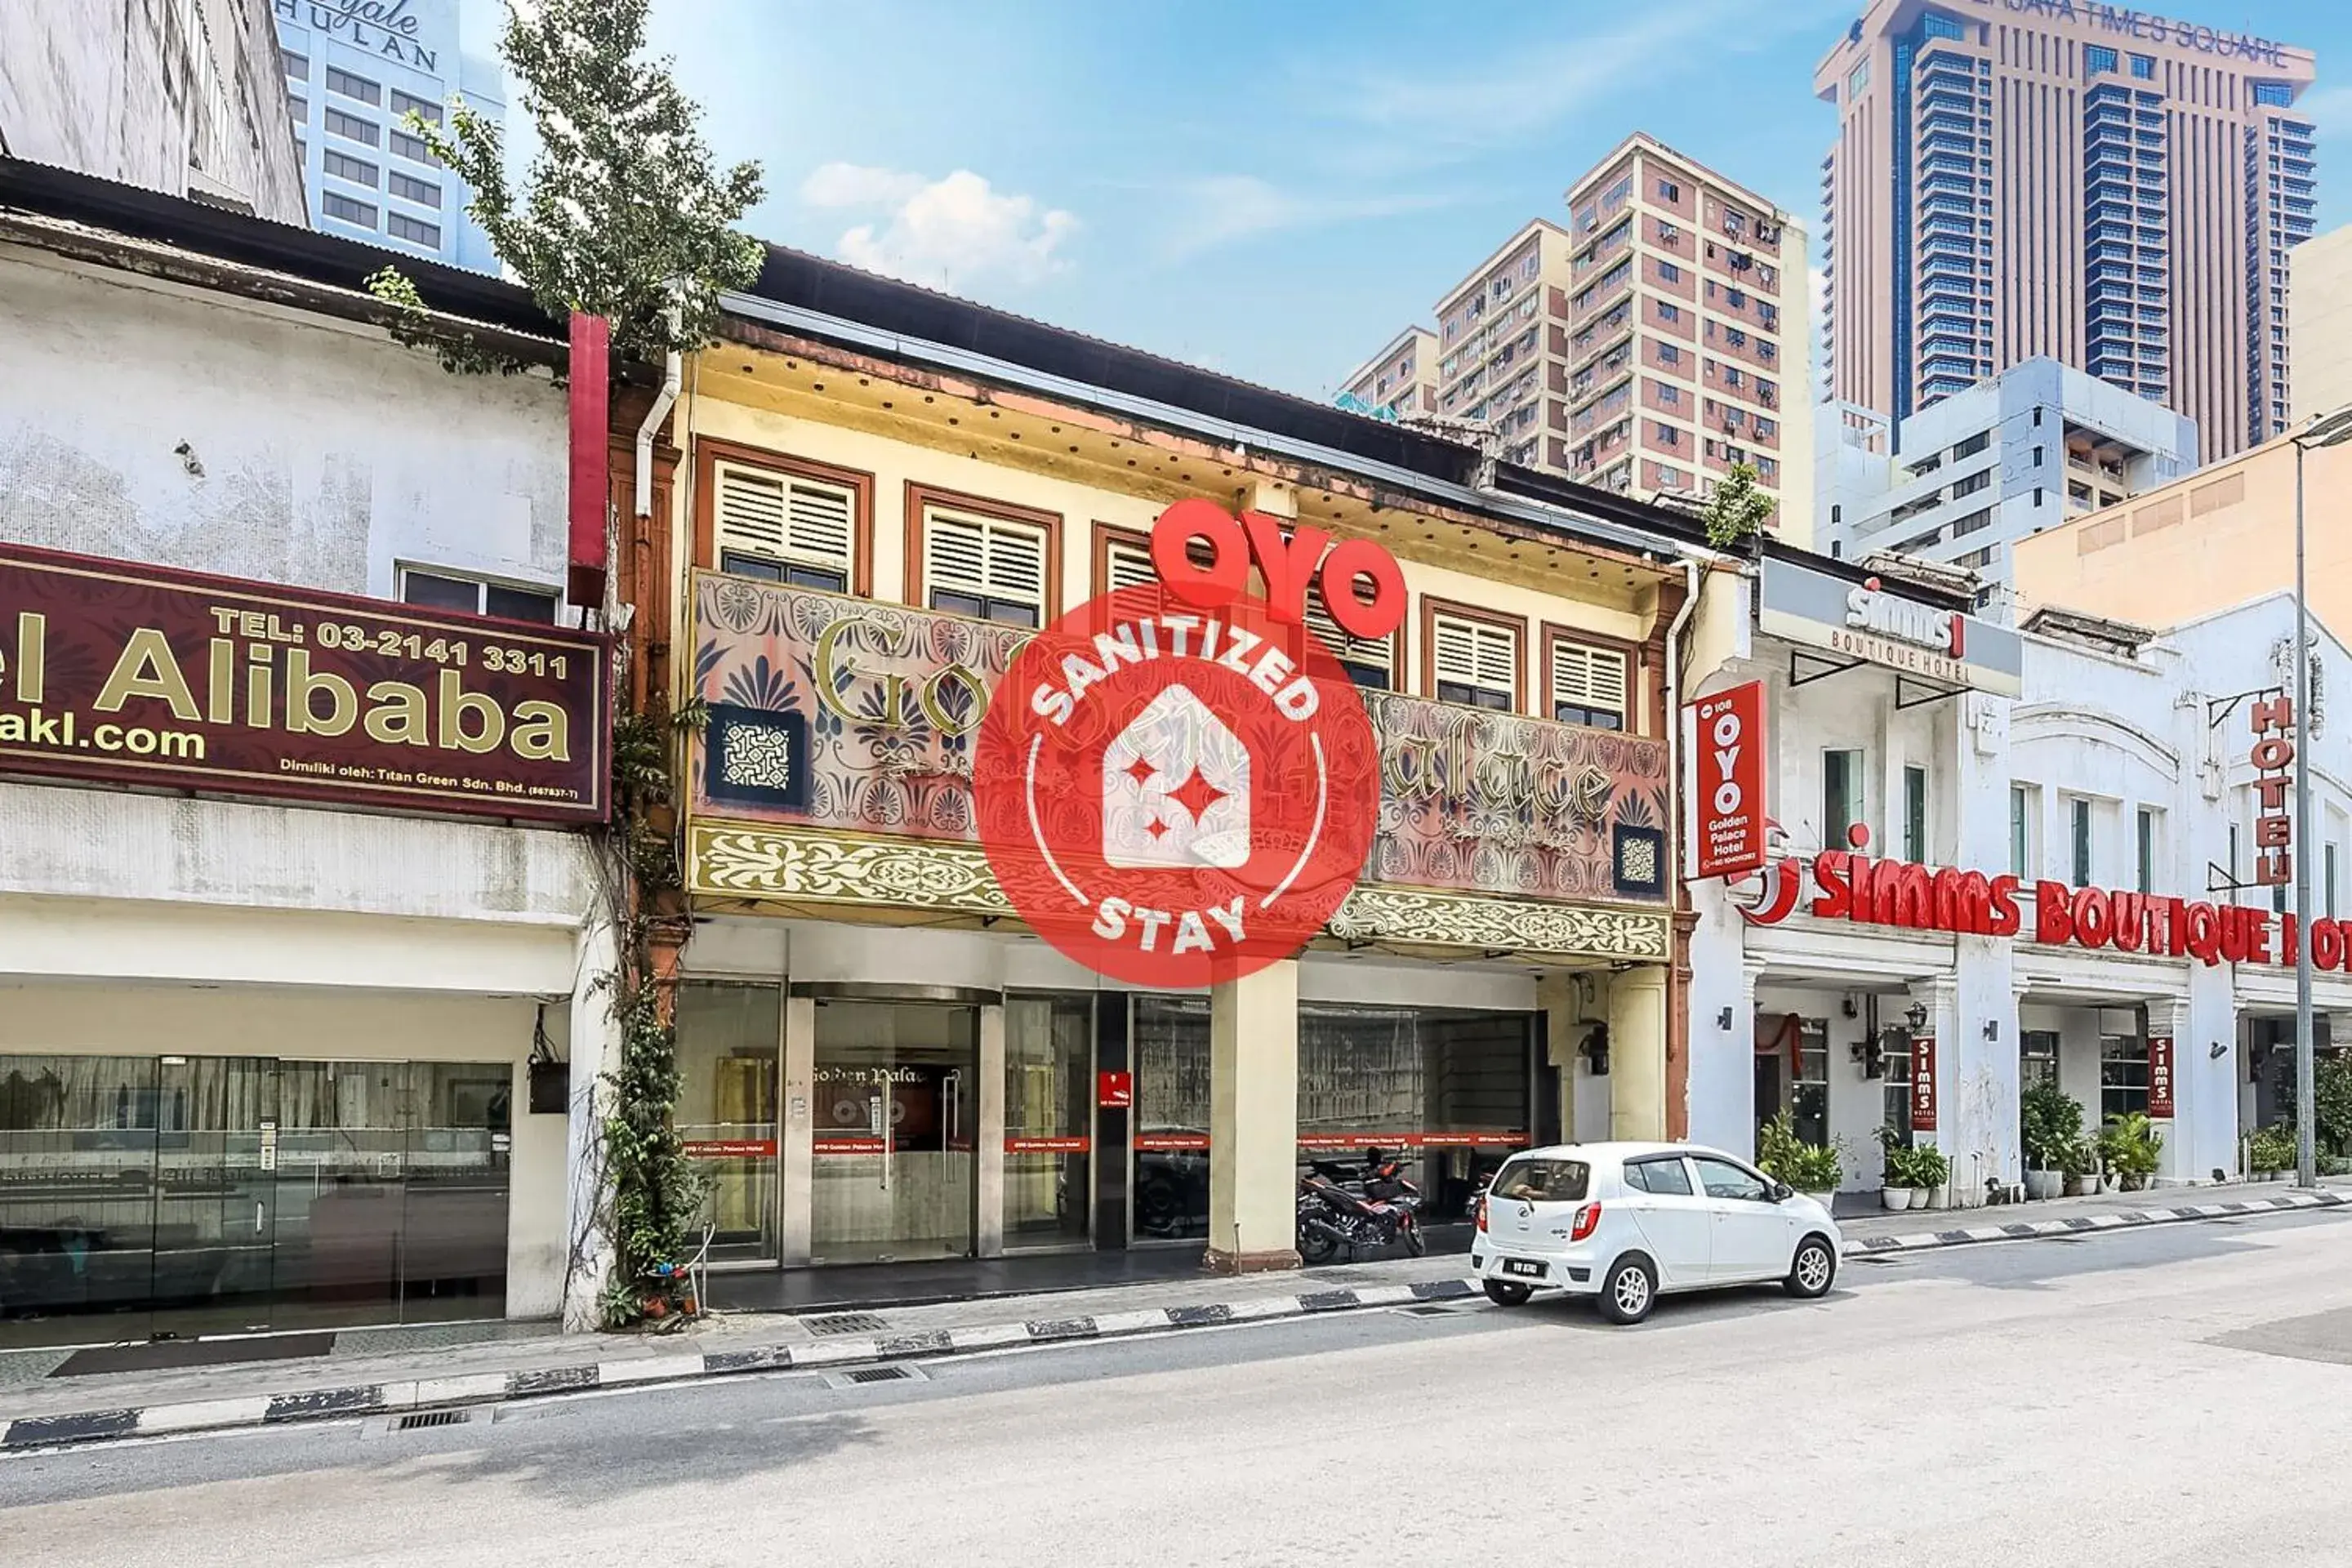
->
<box><xmin>1608</xmin><ymin>965</ymin><xmax>1669</xmax><ymax>1142</ymax></box>
<box><xmin>780</xmin><ymin>992</ymin><xmax>816</xmax><ymax>1265</ymax></box>
<box><xmin>976</xmin><ymin>1002</ymin><xmax>1006</xmax><ymax>1257</ymax></box>
<box><xmin>1907</xmin><ymin>976</ymin><xmax>1966</xmax><ymax>1205</ymax></box>
<box><xmin>1206</xmin><ymin>960</ymin><xmax>1300</xmax><ymax>1272</ymax></box>
<box><xmin>1538</xmin><ymin>971</ymin><xmax>1583</xmax><ymax>1143</ymax></box>
<box><xmin>1735</xmin><ymin>959</ymin><xmax>1769</xmax><ymax>1154</ymax></box>
<box><xmin>560</xmin><ymin>913</ymin><xmax>622</xmax><ymax>1333</ymax></box>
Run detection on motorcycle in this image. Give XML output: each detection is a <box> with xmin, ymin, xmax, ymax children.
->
<box><xmin>1295</xmin><ymin>1149</ymin><xmax>1425</xmax><ymax>1264</ymax></box>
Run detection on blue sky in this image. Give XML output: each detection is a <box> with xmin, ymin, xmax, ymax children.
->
<box><xmin>470</xmin><ymin>1</ymin><xmax>2350</xmax><ymax>399</ymax></box>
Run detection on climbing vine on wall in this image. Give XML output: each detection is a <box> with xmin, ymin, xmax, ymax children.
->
<box><xmin>594</xmin><ymin>701</ymin><xmax>710</xmax><ymax>1327</ymax></box>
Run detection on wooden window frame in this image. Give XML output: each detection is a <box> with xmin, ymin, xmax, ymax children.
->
<box><xmin>1421</xmin><ymin>597</ymin><xmax>1527</xmax><ymax>714</ymax></box>
<box><xmin>1094</xmin><ymin>520</ymin><xmax>1402</xmax><ymax>685</ymax></box>
<box><xmin>692</xmin><ymin>436</ymin><xmax>875</xmax><ymax>597</ymax></box>
<box><xmin>1089</xmin><ymin>521</ymin><xmax>1155</xmax><ymax>597</ymax></box>
<box><xmin>906</xmin><ymin>482</ymin><xmax>1062</xmax><ymax>621</ymax></box>
<box><xmin>1541</xmin><ymin>622</ymin><xmax>1648</xmax><ymax>735</ymax></box>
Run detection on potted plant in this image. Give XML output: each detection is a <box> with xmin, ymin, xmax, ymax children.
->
<box><xmin>2103</xmin><ymin>1111</ymin><xmax>2163</xmax><ymax>1191</ymax></box>
<box><xmin>1912</xmin><ymin>1143</ymin><xmax>1952</xmax><ymax>1209</ymax></box>
<box><xmin>1877</xmin><ymin>1125</ymin><xmax>1915</xmax><ymax>1209</ymax></box>
<box><xmin>2251</xmin><ymin>1124</ymin><xmax>2296</xmax><ymax>1180</ymax></box>
<box><xmin>2060</xmin><ymin>1136</ymin><xmax>2100</xmax><ymax>1197</ymax></box>
<box><xmin>1757</xmin><ymin>1112</ymin><xmax>1843</xmax><ymax>1203</ymax></box>
<box><xmin>2020</xmin><ymin>1081</ymin><xmax>2084</xmax><ymax>1200</ymax></box>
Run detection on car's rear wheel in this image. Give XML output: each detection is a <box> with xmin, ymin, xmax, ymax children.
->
<box><xmin>1596</xmin><ymin>1254</ymin><xmax>1656</xmax><ymax>1325</ymax></box>
<box><xmin>1784</xmin><ymin>1234</ymin><xmax>1838</xmax><ymax>1298</ymax></box>
<box><xmin>1482</xmin><ymin>1280</ymin><xmax>1533</xmax><ymax>1306</ymax></box>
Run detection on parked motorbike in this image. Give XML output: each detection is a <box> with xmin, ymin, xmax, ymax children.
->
<box><xmin>1295</xmin><ymin>1149</ymin><xmax>1424</xmax><ymax>1264</ymax></box>
<box><xmin>1463</xmin><ymin>1169</ymin><xmax>1494</xmax><ymax>1225</ymax></box>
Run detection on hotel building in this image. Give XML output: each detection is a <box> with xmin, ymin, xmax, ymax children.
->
<box><xmin>272</xmin><ymin>0</ymin><xmax>504</xmax><ymax>272</ymax></box>
<box><xmin>1814</xmin><ymin>0</ymin><xmax>2316</xmax><ymax>458</ymax></box>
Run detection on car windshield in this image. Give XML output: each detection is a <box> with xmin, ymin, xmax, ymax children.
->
<box><xmin>1491</xmin><ymin>1159</ymin><xmax>1590</xmax><ymax>1203</ymax></box>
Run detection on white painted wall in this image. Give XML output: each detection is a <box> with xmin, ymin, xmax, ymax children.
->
<box><xmin>0</xmin><ymin>251</ymin><xmax>568</xmax><ymax>602</ymax></box>
<box><xmin>0</xmin><ymin>246</ymin><xmax>602</xmax><ymax>1327</ymax></box>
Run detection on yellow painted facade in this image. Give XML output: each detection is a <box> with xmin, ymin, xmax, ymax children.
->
<box><xmin>666</xmin><ymin>356</ymin><xmax>1673</xmax><ymax>707</ymax></box>
<box><xmin>2011</xmin><ymin>434</ymin><xmax>2352</xmax><ymax>636</ymax></box>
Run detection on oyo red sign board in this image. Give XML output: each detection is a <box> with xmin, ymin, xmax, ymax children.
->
<box><xmin>1098</xmin><ymin>1070</ymin><xmax>1134</xmax><ymax>1109</ymax></box>
<box><xmin>1910</xmin><ymin>1034</ymin><xmax>1938</xmax><ymax>1133</ymax></box>
<box><xmin>1688</xmin><ymin>681</ymin><xmax>1766</xmax><ymax>880</ymax></box>
<box><xmin>975</xmin><ymin>501</ymin><xmax>1401</xmax><ymax>988</ymax></box>
<box><xmin>2148</xmin><ymin>1036</ymin><xmax>2176</xmax><ymax>1120</ymax></box>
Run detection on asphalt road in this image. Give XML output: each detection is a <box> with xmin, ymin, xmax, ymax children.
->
<box><xmin>7</xmin><ymin>1214</ymin><xmax>2351</xmax><ymax>1566</ymax></box>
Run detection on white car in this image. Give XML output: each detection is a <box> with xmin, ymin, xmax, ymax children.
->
<box><xmin>1470</xmin><ymin>1141</ymin><xmax>1842</xmax><ymax>1325</ymax></box>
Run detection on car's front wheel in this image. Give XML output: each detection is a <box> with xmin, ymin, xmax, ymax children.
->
<box><xmin>1784</xmin><ymin>1234</ymin><xmax>1838</xmax><ymax>1298</ymax></box>
<box><xmin>1482</xmin><ymin>1280</ymin><xmax>1533</xmax><ymax>1306</ymax></box>
<box><xmin>1596</xmin><ymin>1254</ymin><xmax>1656</xmax><ymax>1325</ymax></box>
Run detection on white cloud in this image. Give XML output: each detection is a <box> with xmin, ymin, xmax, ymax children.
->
<box><xmin>798</xmin><ymin>163</ymin><xmax>1078</xmax><ymax>292</ymax></box>
<box><xmin>1157</xmin><ymin>175</ymin><xmax>1455</xmax><ymax>261</ymax></box>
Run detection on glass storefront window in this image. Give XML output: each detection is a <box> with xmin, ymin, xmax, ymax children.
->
<box><xmin>1298</xmin><ymin>1005</ymin><xmax>1534</xmax><ymax>1219</ymax></box>
<box><xmin>1132</xmin><ymin>996</ymin><xmax>1210</xmax><ymax>1241</ymax></box>
<box><xmin>1793</xmin><ymin>1022</ymin><xmax>1829</xmax><ymax>1148</ymax></box>
<box><xmin>1003</xmin><ymin>995</ymin><xmax>1093</xmax><ymax>1250</ymax></box>
<box><xmin>675</xmin><ymin>982</ymin><xmax>782</xmax><ymax>1263</ymax></box>
<box><xmin>2100</xmin><ymin>1032</ymin><xmax>2149</xmax><ymax>1119</ymax></box>
<box><xmin>0</xmin><ymin>1054</ymin><xmax>510</xmax><ymax>1349</ymax></box>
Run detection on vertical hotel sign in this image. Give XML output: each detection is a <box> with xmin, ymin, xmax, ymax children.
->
<box><xmin>0</xmin><ymin>542</ymin><xmax>607</xmax><ymax>822</ymax></box>
<box><xmin>1910</xmin><ymin>1034</ymin><xmax>1938</xmax><ymax>1134</ymax></box>
<box><xmin>1687</xmin><ymin>680</ymin><xmax>1767</xmax><ymax>880</ymax></box>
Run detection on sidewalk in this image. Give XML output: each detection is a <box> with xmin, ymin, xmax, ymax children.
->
<box><xmin>4</xmin><ymin>1178</ymin><xmax>2344</xmax><ymax>1450</ymax></box>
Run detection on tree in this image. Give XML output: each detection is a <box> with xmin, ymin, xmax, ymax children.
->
<box><xmin>1701</xmin><ymin>461</ymin><xmax>1775</xmax><ymax>549</ymax></box>
<box><xmin>407</xmin><ymin>0</ymin><xmax>765</xmax><ymax>363</ymax></box>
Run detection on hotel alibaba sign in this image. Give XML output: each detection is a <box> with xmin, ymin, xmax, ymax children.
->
<box><xmin>0</xmin><ymin>543</ymin><xmax>607</xmax><ymax>822</ymax></box>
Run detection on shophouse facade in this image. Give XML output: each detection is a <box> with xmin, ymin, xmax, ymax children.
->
<box><xmin>1686</xmin><ymin>541</ymin><xmax>2352</xmax><ymax>1198</ymax></box>
<box><xmin>0</xmin><ymin>165</ymin><xmax>610</xmax><ymax>1348</ymax></box>
<box><xmin>620</xmin><ymin>251</ymin><xmax>1725</xmax><ymax>1276</ymax></box>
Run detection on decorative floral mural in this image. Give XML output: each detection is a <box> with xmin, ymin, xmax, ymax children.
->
<box><xmin>690</xmin><ymin>574</ymin><xmax>1670</xmax><ymax>906</ymax></box>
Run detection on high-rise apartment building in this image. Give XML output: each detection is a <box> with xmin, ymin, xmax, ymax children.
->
<box><xmin>1349</xmin><ymin>136</ymin><xmax>1811</xmax><ymax>538</ymax></box>
<box><xmin>1559</xmin><ymin>136</ymin><xmax>1811</xmax><ymax>537</ymax></box>
<box><xmin>1815</xmin><ymin>1</ymin><xmax>2315</xmax><ymax>459</ymax></box>
<box><xmin>1337</xmin><ymin>327</ymin><xmax>1439</xmax><ymax>420</ymax></box>
<box><xmin>272</xmin><ymin>0</ymin><xmax>504</xmax><ymax>272</ymax></box>
<box><xmin>1428</xmin><ymin>219</ymin><xmax>1579</xmax><ymax>463</ymax></box>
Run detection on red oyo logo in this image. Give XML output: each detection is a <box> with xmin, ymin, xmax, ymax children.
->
<box><xmin>974</xmin><ymin>499</ymin><xmax>1405</xmax><ymax>987</ymax></box>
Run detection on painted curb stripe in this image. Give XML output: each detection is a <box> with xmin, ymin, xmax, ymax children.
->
<box><xmin>8</xmin><ymin>1194</ymin><xmax>2344</xmax><ymax>1451</ymax></box>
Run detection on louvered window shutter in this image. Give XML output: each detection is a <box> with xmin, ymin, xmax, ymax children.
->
<box><xmin>714</xmin><ymin>461</ymin><xmax>854</xmax><ymax>586</ymax></box>
<box><xmin>1303</xmin><ymin>580</ymin><xmax>1392</xmax><ymax>684</ymax></box>
<box><xmin>1102</xmin><ymin>537</ymin><xmax>1156</xmax><ymax>591</ymax></box>
<box><xmin>1432</xmin><ymin>613</ymin><xmax>1517</xmax><ymax>704</ymax></box>
<box><xmin>924</xmin><ymin>509</ymin><xmax>1047</xmax><ymax>620</ymax></box>
<box><xmin>1551</xmin><ymin>639</ymin><xmax>1629</xmax><ymax>728</ymax></box>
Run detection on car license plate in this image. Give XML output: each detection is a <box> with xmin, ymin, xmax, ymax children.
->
<box><xmin>1501</xmin><ymin>1257</ymin><xmax>1544</xmax><ymax>1279</ymax></box>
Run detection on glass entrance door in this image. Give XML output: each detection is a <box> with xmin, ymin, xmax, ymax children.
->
<box><xmin>810</xmin><ymin>1001</ymin><xmax>978</xmax><ymax>1264</ymax></box>
<box><xmin>1003</xmin><ymin>996</ymin><xmax>1093</xmax><ymax>1250</ymax></box>
<box><xmin>150</xmin><ymin>1056</ymin><xmax>278</xmax><ymax>1337</ymax></box>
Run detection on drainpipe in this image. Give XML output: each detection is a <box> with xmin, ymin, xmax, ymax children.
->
<box><xmin>635</xmin><ymin>295</ymin><xmax>684</xmax><ymax>519</ymax></box>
